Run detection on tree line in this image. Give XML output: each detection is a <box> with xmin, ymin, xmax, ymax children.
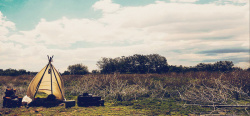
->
<box><xmin>0</xmin><ymin>54</ymin><xmax>248</xmax><ymax>76</ymax></box>
<box><xmin>94</xmin><ymin>54</ymin><xmax>244</xmax><ymax>74</ymax></box>
<box><xmin>167</xmin><ymin>61</ymin><xmax>238</xmax><ymax>73</ymax></box>
<box><xmin>63</xmin><ymin>54</ymin><xmax>247</xmax><ymax>75</ymax></box>
<box><xmin>0</xmin><ymin>69</ymin><xmax>37</xmax><ymax>76</ymax></box>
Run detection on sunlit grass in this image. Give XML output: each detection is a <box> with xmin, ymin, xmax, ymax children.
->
<box><xmin>35</xmin><ymin>92</ymin><xmax>48</xmax><ymax>98</ymax></box>
<box><xmin>1</xmin><ymin>102</ymin><xmax>150</xmax><ymax>116</ymax></box>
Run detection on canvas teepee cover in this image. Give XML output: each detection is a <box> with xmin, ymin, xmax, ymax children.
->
<box><xmin>26</xmin><ymin>56</ymin><xmax>65</xmax><ymax>101</ymax></box>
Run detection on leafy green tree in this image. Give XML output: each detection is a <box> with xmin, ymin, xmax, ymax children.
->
<box><xmin>213</xmin><ymin>61</ymin><xmax>234</xmax><ymax>72</ymax></box>
<box><xmin>196</xmin><ymin>63</ymin><xmax>212</xmax><ymax>71</ymax></box>
<box><xmin>97</xmin><ymin>58</ymin><xmax>117</xmax><ymax>74</ymax></box>
<box><xmin>67</xmin><ymin>64</ymin><xmax>89</xmax><ymax>75</ymax></box>
<box><xmin>168</xmin><ymin>65</ymin><xmax>183</xmax><ymax>73</ymax></box>
<box><xmin>0</xmin><ymin>69</ymin><xmax>3</xmax><ymax>76</ymax></box>
<box><xmin>62</xmin><ymin>71</ymin><xmax>70</xmax><ymax>75</ymax></box>
<box><xmin>147</xmin><ymin>54</ymin><xmax>168</xmax><ymax>73</ymax></box>
<box><xmin>4</xmin><ymin>69</ymin><xmax>19</xmax><ymax>76</ymax></box>
<box><xmin>195</xmin><ymin>61</ymin><xmax>234</xmax><ymax>72</ymax></box>
<box><xmin>92</xmin><ymin>70</ymin><xmax>100</xmax><ymax>74</ymax></box>
<box><xmin>18</xmin><ymin>69</ymin><xmax>27</xmax><ymax>75</ymax></box>
<box><xmin>97</xmin><ymin>54</ymin><xmax>169</xmax><ymax>74</ymax></box>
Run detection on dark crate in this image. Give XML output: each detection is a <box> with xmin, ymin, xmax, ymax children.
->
<box><xmin>77</xmin><ymin>93</ymin><xmax>104</xmax><ymax>107</ymax></box>
<box><xmin>3</xmin><ymin>97</ymin><xmax>22</xmax><ymax>108</ymax></box>
<box><xmin>78</xmin><ymin>96</ymin><xmax>101</xmax><ymax>102</ymax></box>
<box><xmin>64</xmin><ymin>100</ymin><xmax>75</xmax><ymax>108</ymax></box>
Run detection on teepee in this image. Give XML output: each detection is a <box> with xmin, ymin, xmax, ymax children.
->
<box><xmin>26</xmin><ymin>56</ymin><xmax>65</xmax><ymax>101</ymax></box>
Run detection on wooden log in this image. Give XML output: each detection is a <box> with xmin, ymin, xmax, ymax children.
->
<box><xmin>201</xmin><ymin>105</ymin><xmax>250</xmax><ymax>107</ymax></box>
<box><xmin>185</xmin><ymin>104</ymin><xmax>250</xmax><ymax>107</ymax></box>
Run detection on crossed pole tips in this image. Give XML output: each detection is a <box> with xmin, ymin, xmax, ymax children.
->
<box><xmin>47</xmin><ymin>55</ymin><xmax>54</xmax><ymax>62</ymax></box>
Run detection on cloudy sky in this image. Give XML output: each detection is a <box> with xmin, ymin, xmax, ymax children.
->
<box><xmin>0</xmin><ymin>0</ymin><xmax>249</xmax><ymax>72</ymax></box>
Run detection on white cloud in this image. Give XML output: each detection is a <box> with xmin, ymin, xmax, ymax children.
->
<box><xmin>214</xmin><ymin>0</ymin><xmax>249</xmax><ymax>4</ymax></box>
<box><xmin>0</xmin><ymin>12</ymin><xmax>15</xmax><ymax>37</ymax></box>
<box><xmin>0</xmin><ymin>1</ymin><xmax>249</xmax><ymax>71</ymax></box>
<box><xmin>92</xmin><ymin>0</ymin><xmax>120</xmax><ymax>13</ymax></box>
<box><xmin>235</xmin><ymin>62</ymin><xmax>249</xmax><ymax>69</ymax></box>
<box><xmin>170</xmin><ymin>0</ymin><xmax>198</xmax><ymax>3</ymax></box>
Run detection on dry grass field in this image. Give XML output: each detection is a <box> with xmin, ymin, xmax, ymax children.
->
<box><xmin>0</xmin><ymin>71</ymin><xmax>250</xmax><ymax>115</ymax></box>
